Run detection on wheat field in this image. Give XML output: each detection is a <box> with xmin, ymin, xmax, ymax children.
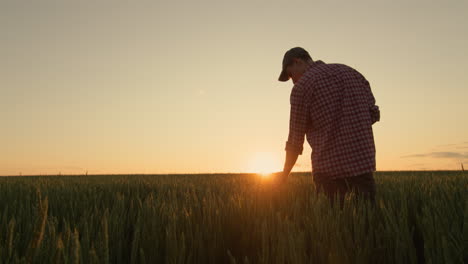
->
<box><xmin>0</xmin><ymin>171</ymin><xmax>466</xmax><ymax>263</ymax></box>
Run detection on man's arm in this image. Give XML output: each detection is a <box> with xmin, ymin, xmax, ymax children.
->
<box><xmin>279</xmin><ymin>85</ymin><xmax>308</xmax><ymax>183</ymax></box>
<box><xmin>358</xmin><ymin>72</ymin><xmax>380</xmax><ymax>125</ymax></box>
<box><xmin>279</xmin><ymin>150</ymin><xmax>299</xmax><ymax>182</ymax></box>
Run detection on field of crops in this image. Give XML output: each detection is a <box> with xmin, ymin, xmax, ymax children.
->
<box><xmin>0</xmin><ymin>171</ymin><xmax>466</xmax><ymax>263</ymax></box>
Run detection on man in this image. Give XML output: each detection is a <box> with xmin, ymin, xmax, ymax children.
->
<box><xmin>275</xmin><ymin>47</ymin><xmax>380</xmax><ymax>207</ymax></box>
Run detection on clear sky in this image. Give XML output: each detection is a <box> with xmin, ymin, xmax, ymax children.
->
<box><xmin>1</xmin><ymin>0</ymin><xmax>467</xmax><ymax>176</ymax></box>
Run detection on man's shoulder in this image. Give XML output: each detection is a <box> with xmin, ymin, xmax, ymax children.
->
<box><xmin>328</xmin><ymin>62</ymin><xmax>363</xmax><ymax>75</ymax></box>
<box><xmin>320</xmin><ymin>62</ymin><xmax>356</xmax><ymax>73</ymax></box>
<box><xmin>300</xmin><ymin>61</ymin><xmax>333</xmax><ymax>85</ymax></box>
<box><xmin>304</xmin><ymin>60</ymin><xmax>346</xmax><ymax>77</ymax></box>
<box><xmin>300</xmin><ymin>61</ymin><xmax>364</xmax><ymax>87</ymax></box>
<box><xmin>316</xmin><ymin>62</ymin><xmax>367</xmax><ymax>84</ymax></box>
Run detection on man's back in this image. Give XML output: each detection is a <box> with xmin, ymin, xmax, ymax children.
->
<box><xmin>286</xmin><ymin>61</ymin><xmax>380</xmax><ymax>179</ymax></box>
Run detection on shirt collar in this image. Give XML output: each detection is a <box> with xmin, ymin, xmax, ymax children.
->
<box><xmin>295</xmin><ymin>60</ymin><xmax>324</xmax><ymax>86</ymax></box>
<box><xmin>306</xmin><ymin>60</ymin><xmax>324</xmax><ymax>71</ymax></box>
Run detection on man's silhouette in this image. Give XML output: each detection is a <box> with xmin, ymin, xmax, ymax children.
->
<box><xmin>276</xmin><ymin>47</ymin><xmax>380</xmax><ymax>207</ymax></box>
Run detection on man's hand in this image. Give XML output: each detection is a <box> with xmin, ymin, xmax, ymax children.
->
<box><xmin>273</xmin><ymin>171</ymin><xmax>288</xmax><ymax>184</ymax></box>
<box><xmin>280</xmin><ymin>150</ymin><xmax>299</xmax><ymax>183</ymax></box>
<box><xmin>266</xmin><ymin>150</ymin><xmax>298</xmax><ymax>191</ymax></box>
<box><xmin>270</xmin><ymin>171</ymin><xmax>289</xmax><ymax>189</ymax></box>
<box><xmin>265</xmin><ymin>171</ymin><xmax>289</xmax><ymax>196</ymax></box>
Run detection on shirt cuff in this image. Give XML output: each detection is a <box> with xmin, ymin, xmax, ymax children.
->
<box><xmin>370</xmin><ymin>105</ymin><xmax>380</xmax><ymax>124</ymax></box>
<box><xmin>285</xmin><ymin>141</ymin><xmax>303</xmax><ymax>155</ymax></box>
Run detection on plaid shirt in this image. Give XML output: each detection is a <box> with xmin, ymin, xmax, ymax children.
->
<box><xmin>285</xmin><ymin>60</ymin><xmax>380</xmax><ymax>179</ymax></box>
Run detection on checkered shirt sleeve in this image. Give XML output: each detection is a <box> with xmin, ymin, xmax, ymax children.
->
<box><xmin>363</xmin><ymin>78</ymin><xmax>380</xmax><ymax>124</ymax></box>
<box><xmin>285</xmin><ymin>84</ymin><xmax>308</xmax><ymax>155</ymax></box>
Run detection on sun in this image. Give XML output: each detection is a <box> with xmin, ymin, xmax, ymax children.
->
<box><xmin>246</xmin><ymin>152</ymin><xmax>281</xmax><ymax>177</ymax></box>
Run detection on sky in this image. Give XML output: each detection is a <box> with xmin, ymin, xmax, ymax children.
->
<box><xmin>1</xmin><ymin>0</ymin><xmax>467</xmax><ymax>176</ymax></box>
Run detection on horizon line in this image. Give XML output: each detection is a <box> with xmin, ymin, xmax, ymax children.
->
<box><xmin>0</xmin><ymin>169</ymin><xmax>466</xmax><ymax>177</ymax></box>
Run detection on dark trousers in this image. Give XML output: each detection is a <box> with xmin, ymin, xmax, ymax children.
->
<box><xmin>313</xmin><ymin>172</ymin><xmax>425</xmax><ymax>263</ymax></box>
<box><xmin>313</xmin><ymin>171</ymin><xmax>376</xmax><ymax>208</ymax></box>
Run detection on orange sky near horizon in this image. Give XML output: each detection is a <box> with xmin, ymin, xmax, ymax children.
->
<box><xmin>1</xmin><ymin>0</ymin><xmax>468</xmax><ymax>176</ymax></box>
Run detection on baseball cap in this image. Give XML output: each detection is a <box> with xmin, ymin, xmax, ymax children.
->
<box><xmin>278</xmin><ymin>47</ymin><xmax>312</xmax><ymax>82</ymax></box>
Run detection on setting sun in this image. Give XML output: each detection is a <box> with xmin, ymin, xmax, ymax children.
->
<box><xmin>246</xmin><ymin>152</ymin><xmax>282</xmax><ymax>176</ymax></box>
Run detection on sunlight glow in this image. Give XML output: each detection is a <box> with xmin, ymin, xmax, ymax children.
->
<box><xmin>246</xmin><ymin>152</ymin><xmax>282</xmax><ymax>176</ymax></box>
